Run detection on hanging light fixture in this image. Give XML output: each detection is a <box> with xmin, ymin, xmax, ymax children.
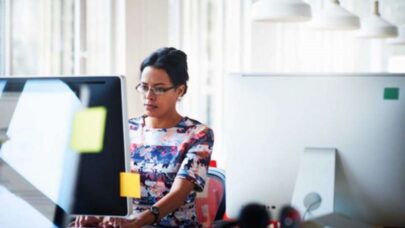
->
<box><xmin>311</xmin><ymin>0</ymin><xmax>360</xmax><ymax>30</ymax></box>
<box><xmin>251</xmin><ymin>0</ymin><xmax>312</xmax><ymax>22</ymax></box>
<box><xmin>387</xmin><ymin>25</ymin><xmax>405</xmax><ymax>45</ymax></box>
<box><xmin>357</xmin><ymin>0</ymin><xmax>398</xmax><ymax>38</ymax></box>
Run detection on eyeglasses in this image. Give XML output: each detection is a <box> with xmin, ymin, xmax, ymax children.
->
<box><xmin>135</xmin><ymin>83</ymin><xmax>177</xmax><ymax>96</ymax></box>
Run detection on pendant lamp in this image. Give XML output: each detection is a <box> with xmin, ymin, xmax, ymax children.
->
<box><xmin>387</xmin><ymin>25</ymin><xmax>405</xmax><ymax>45</ymax></box>
<box><xmin>357</xmin><ymin>0</ymin><xmax>398</xmax><ymax>38</ymax></box>
<box><xmin>251</xmin><ymin>0</ymin><xmax>312</xmax><ymax>22</ymax></box>
<box><xmin>311</xmin><ymin>0</ymin><xmax>360</xmax><ymax>30</ymax></box>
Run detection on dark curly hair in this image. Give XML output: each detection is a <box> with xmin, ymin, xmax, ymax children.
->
<box><xmin>140</xmin><ymin>47</ymin><xmax>189</xmax><ymax>95</ymax></box>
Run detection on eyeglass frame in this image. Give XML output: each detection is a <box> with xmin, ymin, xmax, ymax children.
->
<box><xmin>135</xmin><ymin>83</ymin><xmax>178</xmax><ymax>96</ymax></box>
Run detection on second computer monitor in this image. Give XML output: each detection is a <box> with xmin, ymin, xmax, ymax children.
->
<box><xmin>224</xmin><ymin>73</ymin><xmax>405</xmax><ymax>227</ymax></box>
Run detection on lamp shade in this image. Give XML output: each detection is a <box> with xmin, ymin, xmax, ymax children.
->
<box><xmin>357</xmin><ymin>14</ymin><xmax>398</xmax><ymax>38</ymax></box>
<box><xmin>357</xmin><ymin>0</ymin><xmax>398</xmax><ymax>38</ymax></box>
<box><xmin>387</xmin><ymin>25</ymin><xmax>405</xmax><ymax>45</ymax></box>
<box><xmin>251</xmin><ymin>0</ymin><xmax>312</xmax><ymax>22</ymax></box>
<box><xmin>311</xmin><ymin>0</ymin><xmax>360</xmax><ymax>30</ymax></box>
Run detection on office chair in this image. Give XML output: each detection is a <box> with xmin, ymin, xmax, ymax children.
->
<box><xmin>196</xmin><ymin>167</ymin><xmax>226</xmax><ymax>227</ymax></box>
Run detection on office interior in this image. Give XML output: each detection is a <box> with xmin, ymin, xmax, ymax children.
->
<box><xmin>1</xmin><ymin>0</ymin><xmax>405</xmax><ymax>227</ymax></box>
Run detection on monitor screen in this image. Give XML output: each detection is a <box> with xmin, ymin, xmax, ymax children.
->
<box><xmin>0</xmin><ymin>76</ymin><xmax>131</xmax><ymax>227</ymax></box>
<box><xmin>224</xmin><ymin>73</ymin><xmax>405</xmax><ymax>227</ymax></box>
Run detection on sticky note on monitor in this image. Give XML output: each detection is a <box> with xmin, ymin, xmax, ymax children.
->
<box><xmin>120</xmin><ymin>172</ymin><xmax>141</xmax><ymax>198</ymax></box>
<box><xmin>70</xmin><ymin>107</ymin><xmax>107</xmax><ymax>153</ymax></box>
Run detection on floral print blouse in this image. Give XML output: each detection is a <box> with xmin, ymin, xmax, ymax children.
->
<box><xmin>128</xmin><ymin>115</ymin><xmax>214</xmax><ymax>227</ymax></box>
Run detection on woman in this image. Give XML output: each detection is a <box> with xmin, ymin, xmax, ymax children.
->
<box><xmin>75</xmin><ymin>47</ymin><xmax>214</xmax><ymax>227</ymax></box>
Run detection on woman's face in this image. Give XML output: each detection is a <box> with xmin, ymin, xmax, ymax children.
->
<box><xmin>140</xmin><ymin>66</ymin><xmax>184</xmax><ymax>118</ymax></box>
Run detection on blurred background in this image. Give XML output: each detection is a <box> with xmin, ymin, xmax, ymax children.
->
<box><xmin>1</xmin><ymin>0</ymin><xmax>405</xmax><ymax>166</ymax></box>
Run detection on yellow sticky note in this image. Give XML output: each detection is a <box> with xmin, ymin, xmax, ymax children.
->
<box><xmin>120</xmin><ymin>172</ymin><xmax>141</xmax><ymax>198</ymax></box>
<box><xmin>70</xmin><ymin>107</ymin><xmax>107</xmax><ymax>153</ymax></box>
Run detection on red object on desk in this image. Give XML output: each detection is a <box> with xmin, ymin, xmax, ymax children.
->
<box><xmin>270</xmin><ymin>220</ymin><xmax>279</xmax><ymax>228</ymax></box>
<box><xmin>209</xmin><ymin>160</ymin><xmax>217</xmax><ymax>167</ymax></box>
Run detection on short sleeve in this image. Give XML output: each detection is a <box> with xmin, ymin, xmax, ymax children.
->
<box><xmin>176</xmin><ymin>126</ymin><xmax>214</xmax><ymax>192</ymax></box>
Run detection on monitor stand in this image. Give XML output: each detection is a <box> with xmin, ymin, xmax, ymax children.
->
<box><xmin>291</xmin><ymin>147</ymin><xmax>336</xmax><ymax>220</ymax></box>
<box><xmin>291</xmin><ymin>148</ymin><xmax>371</xmax><ymax>228</ymax></box>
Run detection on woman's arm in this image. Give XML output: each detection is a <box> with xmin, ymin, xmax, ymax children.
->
<box><xmin>106</xmin><ymin>178</ymin><xmax>195</xmax><ymax>228</ymax></box>
<box><xmin>137</xmin><ymin>178</ymin><xmax>195</xmax><ymax>226</ymax></box>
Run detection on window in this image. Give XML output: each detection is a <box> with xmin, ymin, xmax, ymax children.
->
<box><xmin>1</xmin><ymin>0</ymin><xmax>74</xmax><ymax>75</ymax></box>
<box><xmin>170</xmin><ymin>0</ymin><xmax>227</xmax><ymax>165</ymax></box>
<box><xmin>1</xmin><ymin>0</ymin><xmax>120</xmax><ymax>76</ymax></box>
<box><xmin>0</xmin><ymin>0</ymin><xmax>6</xmax><ymax>75</ymax></box>
<box><xmin>9</xmin><ymin>0</ymin><xmax>73</xmax><ymax>75</ymax></box>
<box><xmin>76</xmin><ymin>0</ymin><xmax>117</xmax><ymax>75</ymax></box>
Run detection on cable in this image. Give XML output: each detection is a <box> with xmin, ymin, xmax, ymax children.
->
<box><xmin>302</xmin><ymin>197</ymin><xmax>322</xmax><ymax>221</ymax></box>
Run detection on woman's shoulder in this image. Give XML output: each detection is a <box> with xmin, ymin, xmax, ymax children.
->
<box><xmin>181</xmin><ymin>117</ymin><xmax>214</xmax><ymax>148</ymax></box>
<box><xmin>181</xmin><ymin>117</ymin><xmax>213</xmax><ymax>135</ymax></box>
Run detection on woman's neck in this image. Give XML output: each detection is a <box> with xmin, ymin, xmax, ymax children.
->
<box><xmin>145</xmin><ymin>112</ymin><xmax>183</xmax><ymax>129</ymax></box>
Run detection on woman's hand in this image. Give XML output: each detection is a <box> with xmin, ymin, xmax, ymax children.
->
<box><xmin>71</xmin><ymin>215</ymin><xmax>102</xmax><ymax>227</ymax></box>
<box><xmin>71</xmin><ymin>216</ymin><xmax>141</xmax><ymax>228</ymax></box>
<box><xmin>99</xmin><ymin>216</ymin><xmax>143</xmax><ymax>228</ymax></box>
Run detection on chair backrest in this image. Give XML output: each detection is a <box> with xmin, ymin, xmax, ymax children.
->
<box><xmin>196</xmin><ymin>167</ymin><xmax>226</xmax><ymax>226</ymax></box>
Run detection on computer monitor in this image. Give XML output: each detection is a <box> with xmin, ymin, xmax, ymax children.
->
<box><xmin>0</xmin><ymin>76</ymin><xmax>132</xmax><ymax>227</ymax></box>
<box><xmin>224</xmin><ymin>73</ymin><xmax>405</xmax><ymax>227</ymax></box>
